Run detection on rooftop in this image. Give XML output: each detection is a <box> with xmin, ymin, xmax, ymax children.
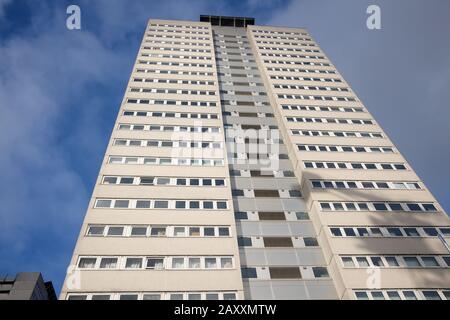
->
<box><xmin>200</xmin><ymin>15</ymin><xmax>255</xmax><ymax>27</ymax></box>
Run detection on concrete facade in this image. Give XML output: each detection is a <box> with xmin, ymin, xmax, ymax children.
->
<box><xmin>61</xmin><ymin>16</ymin><xmax>450</xmax><ymax>300</ymax></box>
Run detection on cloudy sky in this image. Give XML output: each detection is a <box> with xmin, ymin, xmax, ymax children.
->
<box><xmin>0</xmin><ymin>0</ymin><xmax>449</xmax><ymax>294</ymax></box>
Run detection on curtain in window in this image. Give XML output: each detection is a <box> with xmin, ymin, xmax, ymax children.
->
<box><xmin>126</xmin><ymin>258</ymin><xmax>142</xmax><ymax>268</ymax></box>
<box><xmin>205</xmin><ymin>258</ymin><xmax>217</xmax><ymax>268</ymax></box>
<box><xmin>100</xmin><ymin>258</ymin><xmax>117</xmax><ymax>269</ymax></box>
<box><xmin>172</xmin><ymin>258</ymin><xmax>185</xmax><ymax>269</ymax></box>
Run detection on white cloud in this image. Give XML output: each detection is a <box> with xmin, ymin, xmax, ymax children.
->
<box><xmin>0</xmin><ymin>19</ymin><xmax>116</xmax><ymax>242</ymax></box>
<box><xmin>0</xmin><ymin>0</ymin><xmax>213</xmax><ymax>290</ymax></box>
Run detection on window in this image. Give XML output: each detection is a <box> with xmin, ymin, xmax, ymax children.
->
<box><xmin>403</xmin><ymin>291</ymin><xmax>417</xmax><ymax>300</ymax></box>
<box><xmin>387</xmin><ymin>228</ymin><xmax>402</xmax><ymax>237</ymax></box>
<box><xmin>206</xmin><ymin>293</ymin><xmax>219</xmax><ymax>300</ymax></box>
<box><xmin>189</xmin><ymin>258</ymin><xmax>201</xmax><ymax>269</ymax></box>
<box><xmin>107</xmin><ymin>226</ymin><xmax>124</xmax><ymax>236</ymax></box>
<box><xmin>241</xmin><ymin>267</ymin><xmax>257</xmax><ymax>278</ymax></box>
<box><xmin>205</xmin><ymin>258</ymin><xmax>217</xmax><ymax>268</ymax></box>
<box><xmin>357</xmin><ymin>228</ymin><xmax>369</xmax><ymax>236</ymax></box>
<box><xmin>120</xmin><ymin>177</ymin><xmax>134</xmax><ymax>184</ymax></box>
<box><xmin>295</xmin><ymin>212</ymin><xmax>309</xmax><ymax>220</ymax></box>
<box><xmin>223</xmin><ymin>293</ymin><xmax>236</xmax><ymax>300</ymax></box>
<box><xmin>99</xmin><ymin>258</ymin><xmax>117</xmax><ymax>269</ymax></box>
<box><xmin>269</xmin><ymin>267</ymin><xmax>301</xmax><ymax>279</ymax></box>
<box><xmin>114</xmin><ymin>200</ymin><xmax>129</xmax><ymax>208</ymax></box>
<box><xmin>443</xmin><ymin>257</ymin><xmax>450</xmax><ymax>267</ymax></box>
<box><xmin>172</xmin><ymin>258</ymin><xmax>185</xmax><ymax>269</ymax></box>
<box><xmin>421</xmin><ymin>257</ymin><xmax>439</xmax><ymax>267</ymax></box>
<box><xmin>190</xmin><ymin>201</ymin><xmax>200</xmax><ymax>209</ymax></box>
<box><xmin>174</xmin><ymin>227</ymin><xmax>186</xmax><ymax>237</ymax></box>
<box><xmin>143</xmin><ymin>294</ymin><xmax>161</xmax><ymax>300</ymax></box>
<box><xmin>423</xmin><ymin>203</ymin><xmax>437</xmax><ymax>211</ymax></box>
<box><xmin>371</xmin><ymin>291</ymin><xmax>385</xmax><ymax>300</ymax></box>
<box><xmin>87</xmin><ymin>226</ymin><xmax>105</xmax><ymax>236</ymax></box>
<box><xmin>78</xmin><ymin>257</ymin><xmax>96</xmax><ymax>269</ymax></box>
<box><xmin>189</xmin><ymin>227</ymin><xmax>200</xmax><ymax>237</ymax></box>
<box><xmin>238</xmin><ymin>237</ymin><xmax>252</xmax><ymax>246</ymax></box>
<box><xmin>221</xmin><ymin>257</ymin><xmax>233</xmax><ymax>268</ymax></box>
<box><xmin>342</xmin><ymin>257</ymin><xmax>355</xmax><ymax>267</ymax></box>
<box><xmin>204</xmin><ymin>227</ymin><xmax>215</xmax><ymax>237</ymax></box>
<box><xmin>304</xmin><ymin>237</ymin><xmax>318</xmax><ymax>246</ymax></box>
<box><xmin>385</xmin><ymin>256</ymin><xmax>399</xmax><ymax>267</ymax></box>
<box><xmin>343</xmin><ymin>228</ymin><xmax>356</xmax><ymax>237</ymax></box>
<box><xmin>154</xmin><ymin>200</ymin><xmax>168</xmax><ymax>208</ymax></box>
<box><xmin>156</xmin><ymin>178</ymin><xmax>170</xmax><ymax>185</ymax></box>
<box><xmin>125</xmin><ymin>258</ymin><xmax>142</xmax><ymax>269</ymax></box>
<box><xmin>131</xmin><ymin>226</ymin><xmax>147</xmax><ymax>236</ymax></box>
<box><xmin>355</xmin><ymin>292</ymin><xmax>369</xmax><ymax>300</ymax></box>
<box><xmin>136</xmin><ymin>200</ymin><xmax>150</xmax><ymax>208</ymax></box>
<box><xmin>289</xmin><ymin>190</ymin><xmax>301</xmax><ymax>197</ymax></box>
<box><xmin>374</xmin><ymin>203</ymin><xmax>387</xmax><ymax>211</ymax></box>
<box><xmin>103</xmin><ymin>177</ymin><xmax>117</xmax><ymax>184</ymax></box>
<box><xmin>140</xmin><ymin>177</ymin><xmax>154</xmax><ymax>185</ymax></box>
<box><xmin>404</xmin><ymin>257</ymin><xmax>421</xmax><ymax>267</ymax></box>
<box><xmin>235</xmin><ymin>212</ymin><xmax>248</xmax><ymax>220</ymax></box>
<box><xmin>91</xmin><ymin>295</ymin><xmax>110</xmax><ymax>300</ymax></box>
<box><xmin>370</xmin><ymin>257</ymin><xmax>384</xmax><ymax>267</ymax></box>
<box><xmin>151</xmin><ymin>227</ymin><xmax>166</xmax><ymax>236</ymax></box>
<box><xmin>96</xmin><ymin>199</ymin><xmax>111</xmax><ymax>208</ymax></box>
<box><xmin>312</xmin><ymin>267</ymin><xmax>329</xmax><ymax>278</ymax></box>
<box><xmin>68</xmin><ymin>295</ymin><xmax>88</xmax><ymax>300</ymax></box>
<box><xmin>407</xmin><ymin>203</ymin><xmax>421</xmax><ymax>211</ymax></box>
<box><xmin>330</xmin><ymin>228</ymin><xmax>342</xmax><ymax>236</ymax></box>
<box><xmin>404</xmin><ymin>228</ymin><xmax>419</xmax><ymax>237</ymax></box>
<box><xmin>422</xmin><ymin>291</ymin><xmax>441</xmax><ymax>300</ymax></box>
<box><xmin>146</xmin><ymin>257</ymin><xmax>164</xmax><ymax>269</ymax></box>
<box><xmin>356</xmin><ymin>257</ymin><xmax>369</xmax><ymax>267</ymax></box>
<box><xmin>120</xmin><ymin>294</ymin><xmax>138</xmax><ymax>300</ymax></box>
<box><xmin>370</xmin><ymin>228</ymin><xmax>382</xmax><ymax>236</ymax></box>
<box><xmin>203</xmin><ymin>201</ymin><xmax>213</xmax><ymax>209</ymax></box>
<box><xmin>423</xmin><ymin>227</ymin><xmax>438</xmax><ymax>236</ymax></box>
<box><xmin>175</xmin><ymin>201</ymin><xmax>186</xmax><ymax>209</ymax></box>
<box><xmin>218</xmin><ymin>227</ymin><xmax>229</xmax><ymax>236</ymax></box>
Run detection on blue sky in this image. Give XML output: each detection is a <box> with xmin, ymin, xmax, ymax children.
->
<box><xmin>0</xmin><ymin>0</ymin><xmax>449</xmax><ymax>294</ymax></box>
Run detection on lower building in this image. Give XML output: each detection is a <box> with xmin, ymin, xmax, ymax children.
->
<box><xmin>0</xmin><ymin>272</ymin><xmax>56</xmax><ymax>300</ymax></box>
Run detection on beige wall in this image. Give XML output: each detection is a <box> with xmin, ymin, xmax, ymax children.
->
<box><xmin>246</xmin><ymin>24</ymin><xmax>450</xmax><ymax>300</ymax></box>
<box><xmin>60</xmin><ymin>19</ymin><xmax>244</xmax><ymax>300</ymax></box>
